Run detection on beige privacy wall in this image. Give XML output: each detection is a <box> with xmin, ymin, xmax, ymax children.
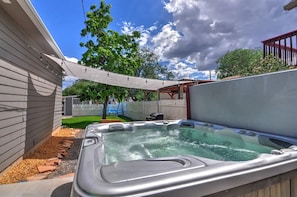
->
<box><xmin>72</xmin><ymin>100</ymin><xmax>187</xmax><ymax>120</ymax></box>
<box><xmin>190</xmin><ymin>69</ymin><xmax>297</xmax><ymax>138</ymax></box>
<box><xmin>123</xmin><ymin>100</ymin><xmax>187</xmax><ymax>120</ymax></box>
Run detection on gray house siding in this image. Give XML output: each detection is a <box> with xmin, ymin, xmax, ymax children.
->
<box><xmin>0</xmin><ymin>7</ymin><xmax>62</xmax><ymax>172</ymax></box>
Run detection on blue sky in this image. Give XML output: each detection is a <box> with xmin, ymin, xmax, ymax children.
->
<box><xmin>31</xmin><ymin>0</ymin><xmax>297</xmax><ymax>89</ymax></box>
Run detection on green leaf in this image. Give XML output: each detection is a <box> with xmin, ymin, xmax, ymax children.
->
<box><xmin>215</xmin><ymin>48</ymin><xmax>289</xmax><ymax>79</ymax></box>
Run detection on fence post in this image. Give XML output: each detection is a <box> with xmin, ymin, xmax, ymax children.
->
<box><xmin>185</xmin><ymin>85</ymin><xmax>191</xmax><ymax>120</ymax></box>
<box><xmin>157</xmin><ymin>90</ymin><xmax>160</xmax><ymax>113</ymax></box>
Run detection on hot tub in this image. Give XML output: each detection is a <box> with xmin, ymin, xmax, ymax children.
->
<box><xmin>71</xmin><ymin>120</ymin><xmax>297</xmax><ymax>197</ymax></box>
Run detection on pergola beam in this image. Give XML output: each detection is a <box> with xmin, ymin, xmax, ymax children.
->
<box><xmin>284</xmin><ymin>0</ymin><xmax>297</xmax><ymax>10</ymax></box>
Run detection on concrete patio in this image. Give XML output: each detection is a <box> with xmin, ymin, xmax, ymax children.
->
<box><xmin>0</xmin><ymin>177</ymin><xmax>73</xmax><ymax>197</ymax></box>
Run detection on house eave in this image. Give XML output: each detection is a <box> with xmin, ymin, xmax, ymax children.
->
<box><xmin>0</xmin><ymin>0</ymin><xmax>64</xmax><ymax>59</ymax></box>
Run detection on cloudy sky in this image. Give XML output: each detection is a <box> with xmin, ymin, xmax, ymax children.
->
<box><xmin>31</xmin><ymin>0</ymin><xmax>297</xmax><ymax>88</ymax></box>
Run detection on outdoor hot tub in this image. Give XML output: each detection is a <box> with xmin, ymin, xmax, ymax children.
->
<box><xmin>71</xmin><ymin>120</ymin><xmax>297</xmax><ymax>197</ymax></box>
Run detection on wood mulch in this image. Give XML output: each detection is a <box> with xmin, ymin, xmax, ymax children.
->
<box><xmin>0</xmin><ymin>128</ymin><xmax>83</xmax><ymax>184</ymax></box>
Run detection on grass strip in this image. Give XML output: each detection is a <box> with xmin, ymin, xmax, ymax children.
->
<box><xmin>62</xmin><ymin>115</ymin><xmax>131</xmax><ymax>129</ymax></box>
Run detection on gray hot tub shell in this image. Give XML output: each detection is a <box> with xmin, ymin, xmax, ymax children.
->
<box><xmin>71</xmin><ymin>120</ymin><xmax>297</xmax><ymax>197</ymax></box>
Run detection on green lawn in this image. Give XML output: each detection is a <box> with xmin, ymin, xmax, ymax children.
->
<box><xmin>62</xmin><ymin>115</ymin><xmax>131</xmax><ymax>129</ymax></box>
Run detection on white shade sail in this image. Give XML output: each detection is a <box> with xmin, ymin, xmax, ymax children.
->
<box><xmin>44</xmin><ymin>54</ymin><xmax>192</xmax><ymax>91</ymax></box>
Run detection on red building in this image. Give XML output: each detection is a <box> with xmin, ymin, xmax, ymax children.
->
<box><xmin>262</xmin><ymin>29</ymin><xmax>297</xmax><ymax>67</ymax></box>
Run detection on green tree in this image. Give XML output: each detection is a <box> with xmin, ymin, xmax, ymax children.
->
<box><xmin>129</xmin><ymin>47</ymin><xmax>174</xmax><ymax>101</ymax></box>
<box><xmin>63</xmin><ymin>80</ymin><xmax>102</xmax><ymax>103</ymax></box>
<box><xmin>79</xmin><ymin>83</ymin><xmax>102</xmax><ymax>103</ymax></box>
<box><xmin>251</xmin><ymin>54</ymin><xmax>288</xmax><ymax>75</ymax></box>
<box><xmin>136</xmin><ymin>47</ymin><xmax>174</xmax><ymax>79</ymax></box>
<box><xmin>63</xmin><ymin>80</ymin><xmax>91</xmax><ymax>96</ymax></box>
<box><xmin>64</xmin><ymin>48</ymin><xmax>174</xmax><ymax>102</ymax></box>
<box><xmin>216</xmin><ymin>48</ymin><xmax>289</xmax><ymax>79</ymax></box>
<box><xmin>215</xmin><ymin>48</ymin><xmax>261</xmax><ymax>79</ymax></box>
<box><xmin>79</xmin><ymin>1</ymin><xmax>141</xmax><ymax>119</ymax></box>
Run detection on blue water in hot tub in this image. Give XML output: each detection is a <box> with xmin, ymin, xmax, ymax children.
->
<box><xmin>102</xmin><ymin>125</ymin><xmax>290</xmax><ymax>165</ymax></box>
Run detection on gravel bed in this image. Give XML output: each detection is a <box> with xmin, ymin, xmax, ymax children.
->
<box><xmin>47</xmin><ymin>129</ymin><xmax>85</xmax><ymax>179</ymax></box>
<box><xmin>0</xmin><ymin>128</ymin><xmax>86</xmax><ymax>184</ymax></box>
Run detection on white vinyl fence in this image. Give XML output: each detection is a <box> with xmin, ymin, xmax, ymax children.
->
<box><xmin>72</xmin><ymin>100</ymin><xmax>187</xmax><ymax>120</ymax></box>
<box><xmin>72</xmin><ymin>105</ymin><xmax>104</xmax><ymax>116</ymax></box>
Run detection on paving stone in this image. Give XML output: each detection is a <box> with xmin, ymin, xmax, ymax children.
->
<box><xmin>61</xmin><ymin>152</ymin><xmax>68</xmax><ymax>157</ymax></box>
<box><xmin>46</xmin><ymin>158</ymin><xmax>61</xmax><ymax>166</ymax></box>
<box><xmin>64</xmin><ymin>140</ymin><xmax>74</xmax><ymax>144</ymax></box>
<box><xmin>59</xmin><ymin>149</ymin><xmax>67</xmax><ymax>154</ymax></box>
<box><xmin>37</xmin><ymin>165</ymin><xmax>57</xmax><ymax>173</ymax></box>
<box><xmin>26</xmin><ymin>172</ymin><xmax>50</xmax><ymax>181</ymax></box>
<box><xmin>57</xmin><ymin>153</ymin><xmax>64</xmax><ymax>159</ymax></box>
<box><xmin>63</xmin><ymin>143</ymin><xmax>72</xmax><ymax>149</ymax></box>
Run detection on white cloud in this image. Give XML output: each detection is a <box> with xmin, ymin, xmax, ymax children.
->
<box><xmin>151</xmin><ymin>23</ymin><xmax>181</xmax><ymax>60</ymax></box>
<box><xmin>62</xmin><ymin>75</ymin><xmax>78</xmax><ymax>90</ymax></box>
<box><xmin>199</xmin><ymin>70</ymin><xmax>217</xmax><ymax>80</ymax></box>
<box><xmin>118</xmin><ymin>1</ymin><xmax>296</xmax><ymax>80</ymax></box>
<box><xmin>65</xmin><ymin>56</ymin><xmax>79</xmax><ymax>63</ymax></box>
<box><xmin>63</xmin><ymin>56</ymin><xmax>79</xmax><ymax>89</ymax></box>
<box><xmin>154</xmin><ymin>0</ymin><xmax>297</xmax><ymax>70</ymax></box>
<box><xmin>148</xmin><ymin>25</ymin><xmax>158</xmax><ymax>31</ymax></box>
<box><xmin>63</xmin><ymin>75</ymin><xmax>78</xmax><ymax>82</ymax></box>
<box><xmin>119</xmin><ymin>21</ymin><xmax>218</xmax><ymax>80</ymax></box>
<box><xmin>121</xmin><ymin>21</ymin><xmax>157</xmax><ymax>47</ymax></box>
<box><xmin>167</xmin><ymin>61</ymin><xmax>216</xmax><ymax>80</ymax></box>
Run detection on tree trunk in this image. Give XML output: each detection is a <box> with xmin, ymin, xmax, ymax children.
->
<box><xmin>102</xmin><ymin>95</ymin><xmax>108</xmax><ymax>119</ymax></box>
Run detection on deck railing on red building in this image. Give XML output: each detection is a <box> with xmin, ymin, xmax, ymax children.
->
<box><xmin>262</xmin><ymin>30</ymin><xmax>297</xmax><ymax>67</ymax></box>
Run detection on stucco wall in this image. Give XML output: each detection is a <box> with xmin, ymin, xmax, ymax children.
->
<box><xmin>124</xmin><ymin>101</ymin><xmax>159</xmax><ymax>120</ymax></box>
<box><xmin>71</xmin><ymin>99</ymin><xmax>187</xmax><ymax>121</ymax></box>
<box><xmin>124</xmin><ymin>100</ymin><xmax>186</xmax><ymax>120</ymax></box>
<box><xmin>190</xmin><ymin>69</ymin><xmax>297</xmax><ymax>138</ymax></box>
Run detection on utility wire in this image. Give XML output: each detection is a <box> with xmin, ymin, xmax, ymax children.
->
<box><xmin>81</xmin><ymin>0</ymin><xmax>87</xmax><ymax>22</ymax></box>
